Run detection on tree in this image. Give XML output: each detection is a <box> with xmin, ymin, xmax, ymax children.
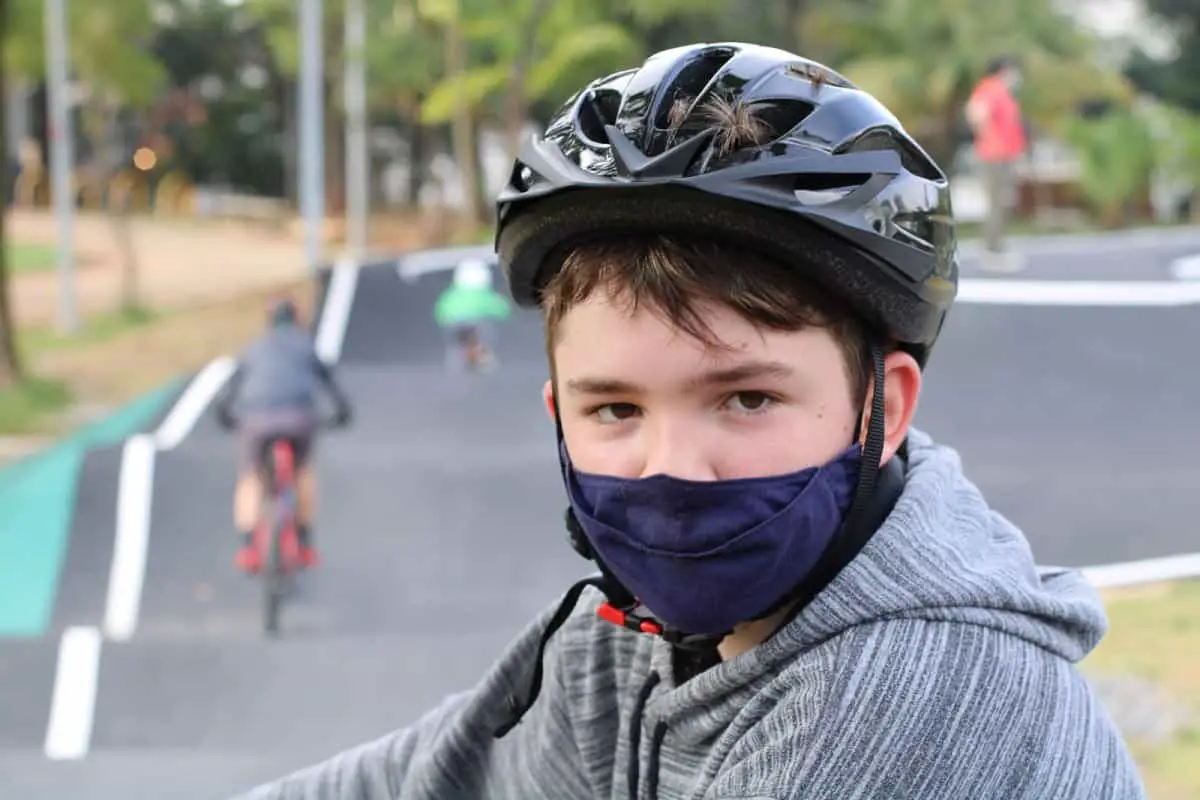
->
<box><xmin>150</xmin><ymin>0</ymin><xmax>286</xmax><ymax>198</ymax></box>
<box><xmin>1126</xmin><ymin>0</ymin><xmax>1200</xmax><ymax>112</ymax></box>
<box><xmin>0</xmin><ymin>0</ymin><xmax>22</xmax><ymax>389</ymax></box>
<box><xmin>8</xmin><ymin>0</ymin><xmax>167</xmax><ymax>316</ymax></box>
<box><xmin>830</xmin><ymin>0</ymin><xmax>1132</xmax><ymax>169</ymax></box>
<box><xmin>1064</xmin><ymin>106</ymin><xmax>1156</xmax><ymax>227</ymax></box>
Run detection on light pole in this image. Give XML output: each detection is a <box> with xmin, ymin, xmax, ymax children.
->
<box><xmin>45</xmin><ymin>0</ymin><xmax>77</xmax><ymax>333</ymax></box>
<box><xmin>298</xmin><ymin>0</ymin><xmax>325</xmax><ymax>275</ymax></box>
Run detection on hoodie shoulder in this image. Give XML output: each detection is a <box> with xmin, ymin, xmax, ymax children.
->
<box><xmin>712</xmin><ymin>618</ymin><xmax>1145</xmax><ymax>800</ymax></box>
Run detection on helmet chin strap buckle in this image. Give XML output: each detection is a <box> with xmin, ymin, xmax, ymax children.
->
<box><xmin>596</xmin><ymin>600</ymin><xmax>728</xmax><ymax>650</ymax></box>
<box><xmin>596</xmin><ymin>601</ymin><xmax>664</xmax><ymax>635</ymax></box>
<box><xmin>565</xmin><ymin>509</ymin><xmax>728</xmax><ymax>649</ymax></box>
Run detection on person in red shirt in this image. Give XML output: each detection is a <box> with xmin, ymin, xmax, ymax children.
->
<box><xmin>966</xmin><ymin>56</ymin><xmax>1027</xmax><ymax>271</ymax></box>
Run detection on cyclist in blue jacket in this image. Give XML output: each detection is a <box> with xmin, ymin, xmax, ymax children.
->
<box><xmin>215</xmin><ymin>297</ymin><xmax>352</xmax><ymax>572</ymax></box>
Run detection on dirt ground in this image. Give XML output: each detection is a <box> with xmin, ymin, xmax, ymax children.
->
<box><xmin>3</xmin><ymin>209</ymin><xmax>438</xmax><ymax>447</ymax></box>
<box><xmin>8</xmin><ymin>209</ymin><xmax>435</xmax><ymax>327</ymax></box>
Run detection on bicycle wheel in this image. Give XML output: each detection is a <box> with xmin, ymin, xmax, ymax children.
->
<box><xmin>263</xmin><ymin>514</ymin><xmax>285</xmax><ymax>636</ymax></box>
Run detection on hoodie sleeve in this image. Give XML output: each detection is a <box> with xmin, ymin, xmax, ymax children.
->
<box><xmin>710</xmin><ymin>619</ymin><xmax>1146</xmax><ymax>800</ymax></box>
<box><xmin>231</xmin><ymin>603</ymin><xmax>593</xmax><ymax>800</ymax></box>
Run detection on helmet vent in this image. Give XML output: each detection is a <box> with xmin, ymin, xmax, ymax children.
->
<box><xmin>750</xmin><ymin>99</ymin><xmax>816</xmax><ymax>142</ymax></box>
<box><xmin>842</xmin><ymin>128</ymin><xmax>942</xmax><ymax>180</ymax></box>
<box><xmin>577</xmin><ymin>88</ymin><xmax>622</xmax><ymax>145</ymax></box>
<box><xmin>793</xmin><ymin>173</ymin><xmax>869</xmax><ymax>205</ymax></box>
<box><xmin>655</xmin><ymin>47</ymin><xmax>737</xmax><ymax>129</ymax></box>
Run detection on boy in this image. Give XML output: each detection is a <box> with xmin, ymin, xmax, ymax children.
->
<box><xmin>216</xmin><ymin>298</ymin><xmax>352</xmax><ymax>571</ymax></box>
<box><xmin>239</xmin><ymin>43</ymin><xmax>1142</xmax><ymax>798</ymax></box>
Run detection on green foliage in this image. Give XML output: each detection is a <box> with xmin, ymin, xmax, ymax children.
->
<box><xmin>0</xmin><ymin>376</ymin><xmax>71</xmax><ymax>435</ymax></box>
<box><xmin>837</xmin><ymin>0</ymin><xmax>1130</xmax><ymax>140</ymax></box>
<box><xmin>1127</xmin><ymin>0</ymin><xmax>1200</xmax><ymax>112</ymax></box>
<box><xmin>7</xmin><ymin>0</ymin><xmax>166</xmax><ymax>108</ymax></box>
<box><xmin>1063</xmin><ymin>109</ymin><xmax>1157</xmax><ymax>224</ymax></box>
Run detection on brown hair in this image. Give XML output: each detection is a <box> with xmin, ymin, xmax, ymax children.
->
<box><xmin>540</xmin><ymin>235</ymin><xmax>877</xmax><ymax>404</ymax></box>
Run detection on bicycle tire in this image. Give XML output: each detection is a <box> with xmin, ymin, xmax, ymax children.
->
<box><xmin>263</xmin><ymin>515</ymin><xmax>285</xmax><ymax>636</ymax></box>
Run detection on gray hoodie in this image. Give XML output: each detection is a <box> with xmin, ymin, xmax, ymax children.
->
<box><xmin>237</xmin><ymin>429</ymin><xmax>1145</xmax><ymax>799</ymax></box>
<box><xmin>221</xmin><ymin>326</ymin><xmax>337</xmax><ymax>416</ymax></box>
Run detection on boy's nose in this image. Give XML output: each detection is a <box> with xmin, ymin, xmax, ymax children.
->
<box><xmin>639</xmin><ymin>423</ymin><xmax>717</xmax><ymax>482</ymax></box>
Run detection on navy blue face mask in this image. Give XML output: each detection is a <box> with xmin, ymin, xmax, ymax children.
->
<box><xmin>562</xmin><ymin>444</ymin><xmax>862</xmax><ymax>637</ymax></box>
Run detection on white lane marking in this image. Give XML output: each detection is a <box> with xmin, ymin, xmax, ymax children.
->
<box><xmin>960</xmin><ymin>225</ymin><xmax>1200</xmax><ymax>257</ymax></box>
<box><xmin>1080</xmin><ymin>552</ymin><xmax>1200</xmax><ymax>590</ymax></box>
<box><xmin>43</xmin><ymin>626</ymin><xmax>102</xmax><ymax>760</ymax></box>
<box><xmin>397</xmin><ymin>245</ymin><xmax>496</xmax><ymax>282</ymax></box>
<box><xmin>104</xmin><ymin>435</ymin><xmax>157</xmax><ymax>642</ymax></box>
<box><xmin>957</xmin><ymin>278</ymin><xmax>1200</xmax><ymax>305</ymax></box>
<box><xmin>1169</xmin><ymin>253</ymin><xmax>1200</xmax><ymax>281</ymax></box>
<box><xmin>152</xmin><ymin>356</ymin><xmax>237</xmax><ymax>450</ymax></box>
<box><xmin>314</xmin><ymin>256</ymin><xmax>361</xmax><ymax>363</ymax></box>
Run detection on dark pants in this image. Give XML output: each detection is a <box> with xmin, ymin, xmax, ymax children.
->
<box><xmin>237</xmin><ymin>409</ymin><xmax>317</xmax><ymax>474</ymax></box>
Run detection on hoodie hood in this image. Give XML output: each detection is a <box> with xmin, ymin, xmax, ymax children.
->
<box><xmin>773</xmin><ymin>427</ymin><xmax>1107</xmax><ymax>662</ymax></box>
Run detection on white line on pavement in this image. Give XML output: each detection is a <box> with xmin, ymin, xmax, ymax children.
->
<box><xmin>43</xmin><ymin>626</ymin><xmax>102</xmax><ymax>760</ymax></box>
<box><xmin>1081</xmin><ymin>552</ymin><xmax>1200</xmax><ymax>590</ymax></box>
<box><xmin>957</xmin><ymin>278</ymin><xmax>1200</xmax><ymax>306</ymax></box>
<box><xmin>1169</xmin><ymin>253</ymin><xmax>1200</xmax><ymax>281</ymax></box>
<box><xmin>396</xmin><ymin>245</ymin><xmax>496</xmax><ymax>282</ymax></box>
<box><xmin>104</xmin><ymin>435</ymin><xmax>157</xmax><ymax>642</ymax></box>
<box><xmin>152</xmin><ymin>356</ymin><xmax>237</xmax><ymax>450</ymax></box>
<box><xmin>315</xmin><ymin>257</ymin><xmax>361</xmax><ymax>363</ymax></box>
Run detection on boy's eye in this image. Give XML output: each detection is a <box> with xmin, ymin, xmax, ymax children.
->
<box><xmin>725</xmin><ymin>391</ymin><xmax>775</xmax><ymax>414</ymax></box>
<box><xmin>594</xmin><ymin>403</ymin><xmax>640</xmax><ymax>424</ymax></box>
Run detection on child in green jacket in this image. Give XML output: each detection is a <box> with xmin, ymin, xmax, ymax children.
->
<box><xmin>434</xmin><ymin>258</ymin><xmax>512</xmax><ymax>372</ymax></box>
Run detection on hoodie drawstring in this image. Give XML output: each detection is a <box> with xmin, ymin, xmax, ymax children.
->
<box><xmin>646</xmin><ymin>720</ymin><xmax>668</xmax><ymax>800</ymax></box>
<box><xmin>627</xmin><ymin>671</ymin><xmax>661</xmax><ymax>799</ymax></box>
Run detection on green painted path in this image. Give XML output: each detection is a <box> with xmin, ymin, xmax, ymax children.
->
<box><xmin>0</xmin><ymin>383</ymin><xmax>180</xmax><ymax>637</ymax></box>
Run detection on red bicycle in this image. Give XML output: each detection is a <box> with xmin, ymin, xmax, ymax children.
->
<box><xmin>254</xmin><ymin>434</ymin><xmax>306</xmax><ymax>636</ymax></box>
<box><xmin>252</xmin><ymin>417</ymin><xmax>341</xmax><ymax>636</ymax></box>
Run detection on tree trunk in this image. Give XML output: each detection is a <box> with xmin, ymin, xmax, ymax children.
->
<box><xmin>323</xmin><ymin>78</ymin><xmax>346</xmax><ymax>215</ymax></box>
<box><xmin>0</xmin><ymin>10</ymin><xmax>22</xmax><ymax>389</ymax></box>
<box><xmin>106</xmin><ymin>103</ymin><xmax>141</xmax><ymax>315</ymax></box>
<box><xmin>406</xmin><ymin>109</ymin><xmax>426</xmax><ymax>208</ymax></box>
<box><xmin>446</xmin><ymin>15</ymin><xmax>482</xmax><ymax>231</ymax></box>
<box><xmin>470</xmin><ymin>110</ymin><xmax>491</xmax><ymax>228</ymax></box>
<box><xmin>324</xmin><ymin>13</ymin><xmax>346</xmax><ymax>216</ymax></box>
<box><xmin>281</xmin><ymin>76</ymin><xmax>298</xmax><ymax>208</ymax></box>
<box><xmin>784</xmin><ymin>0</ymin><xmax>810</xmax><ymax>51</ymax></box>
<box><xmin>504</xmin><ymin>0</ymin><xmax>553</xmax><ymax>163</ymax></box>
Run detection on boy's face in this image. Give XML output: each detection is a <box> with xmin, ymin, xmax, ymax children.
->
<box><xmin>546</xmin><ymin>288</ymin><xmax>865</xmax><ymax>480</ymax></box>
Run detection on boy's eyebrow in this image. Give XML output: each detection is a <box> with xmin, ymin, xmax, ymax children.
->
<box><xmin>564</xmin><ymin>360</ymin><xmax>793</xmax><ymax>396</ymax></box>
<box><xmin>685</xmin><ymin>360</ymin><xmax>794</xmax><ymax>390</ymax></box>
<box><xmin>564</xmin><ymin>377</ymin><xmax>646</xmax><ymax>395</ymax></box>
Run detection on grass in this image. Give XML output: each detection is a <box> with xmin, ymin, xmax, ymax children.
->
<box><xmin>0</xmin><ymin>307</ymin><xmax>158</xmax><ymax>436</ymax></box>
<box><xmin>0</xmin><ymin>376</ymin><xmax>71</xmax><ymax>435</ymax></box>
<box><xmin>1084</xmin><ymin>580</ymin><xmax>1200</xmax><ymax>798</ymax></box>
<box><xmin>7</xmin><ymin>242</ymin><xmax>61</xmax><ymax>274</ymax></box>
<box><xmin>19</xmin><ymin>306</ymin><xmax>159</xmax><ymax>358</ymax></box>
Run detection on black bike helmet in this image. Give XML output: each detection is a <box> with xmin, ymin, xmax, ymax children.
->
<box><xmin>495</xmin><ymin>42</ymin><xmax>958</xmax><ymax>366</ymax></box>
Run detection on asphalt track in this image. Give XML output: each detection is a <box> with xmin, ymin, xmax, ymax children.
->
<box><xmin>3</xmin><ymin>229</ymin><xmax>1200</xmax><ymax>798</ymax></box>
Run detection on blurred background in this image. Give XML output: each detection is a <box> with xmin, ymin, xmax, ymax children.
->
<box><xmin>0</xmin><ymin>0</ymin><xmax>1198</xmax><ymax>798</ymax></box>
